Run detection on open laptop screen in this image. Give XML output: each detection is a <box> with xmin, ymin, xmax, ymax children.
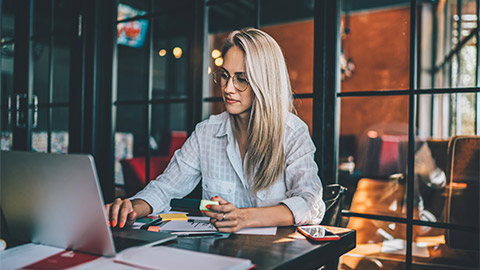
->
<box><xmin>1</xmin><ymin>151</ymin><xmax>116</xmax><ymax>256</ymax></box>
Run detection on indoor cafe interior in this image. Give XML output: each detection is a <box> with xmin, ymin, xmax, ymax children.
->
<box><xmin>1</xmin><ymin>0</ymin><xmax>479</xmax><ymax>269</ymax></box>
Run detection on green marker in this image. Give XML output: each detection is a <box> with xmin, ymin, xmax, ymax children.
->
<box><xmin>200</xmin><ymin>199</ymin><xmax>219</xmax><ymax>211</ymax></box>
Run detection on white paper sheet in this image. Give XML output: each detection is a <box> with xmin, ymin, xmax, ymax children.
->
<box><xmin>0</xmin><ymin>243</ymin><xmax>64</xmax><ymax>270</ymax></box>
<box><xmin>160</xmin><ymin>220</ymin><xmax>217</xmax><ymax>232</ymax></box>
<box><xmin>115</xmin><ymin>245</ymin><xmax>253</xmax><ymax>270</ymax></box>
<box><xmin>235</xmin><ymin>226</ymin><xmax>277</xmax><ymax>235</ymax></box>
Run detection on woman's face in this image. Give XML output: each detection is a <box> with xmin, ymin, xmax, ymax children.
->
<box><xmin>221</xmin><ymin>46</ymin><xmax>253</xmax><ymax>119</ymax></box>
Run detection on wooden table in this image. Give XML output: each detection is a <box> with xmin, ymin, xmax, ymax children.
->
<box><xmin>165</xmin><ymin>226</ymin><xmax>356</xmax><ymax>270</ymax></box>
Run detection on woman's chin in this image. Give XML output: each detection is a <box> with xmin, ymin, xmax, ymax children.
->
<box><xmin>225</xmin><ymin>106</ymin><xmax>251</xmax><ymax>118</ymax></box>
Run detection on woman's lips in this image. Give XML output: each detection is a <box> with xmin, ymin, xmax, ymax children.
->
<box><xmin>224</xmin><ymin>97</ymin><xmax>239</xmax><ymax>104</ymax></box>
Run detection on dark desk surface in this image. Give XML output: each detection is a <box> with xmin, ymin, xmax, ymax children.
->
<box><xmin>165</xmin><ymin>226</ymin><xmax>356</xmax><ymax>270</ymax></box>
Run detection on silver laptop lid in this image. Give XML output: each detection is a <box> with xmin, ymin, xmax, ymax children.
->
<box><xmin>0</xmin><ymin>151</ymin><xmax>116</xmax><ymax>256</ymax></box>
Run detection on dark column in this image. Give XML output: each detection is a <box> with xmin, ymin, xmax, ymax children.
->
<box><xmin>313</xmin><ymin>0</ymin><xmax>341</xmax><ymax>185</ymax></box>
<box><xmin>12</xmin><ymin>0</ymin><xmax>33</xmax><ymax>150</ymax></box>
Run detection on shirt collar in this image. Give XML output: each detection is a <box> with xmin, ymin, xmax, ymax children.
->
<box><xmin>215</xmin><ymin>112</ymin><xmax>231</xmax><ymax>139</ymax></box>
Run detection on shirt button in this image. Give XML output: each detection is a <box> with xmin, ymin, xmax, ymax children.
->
<box><xmin>227</xmin><ymin>189</ymin><xmax>232</xmax><ymax>194</ymax></box>
<box><xmin>204</xmin><ymin>184</ymin><xmax>208</xmax><ymax>189</ymax></box>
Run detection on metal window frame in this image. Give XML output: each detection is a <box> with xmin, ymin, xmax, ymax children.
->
<box><xmin>111</xmin><ymin>0</ymin><xmax>200</xmax><ymax>195</ymax></box>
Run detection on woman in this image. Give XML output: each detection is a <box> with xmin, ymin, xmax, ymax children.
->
<box><xmin>106</xmin><ymin>28</ymin><xmax>325</xmax><ymax>232</ymax></box>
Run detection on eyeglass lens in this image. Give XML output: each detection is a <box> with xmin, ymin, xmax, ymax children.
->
<box><xmin>213</xmin><ymin>71</ymin><xmax>249</xmax><ymax>91</ymax></box>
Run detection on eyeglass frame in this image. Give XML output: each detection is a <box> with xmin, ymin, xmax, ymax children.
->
<box><xmin>212</xmin><ymin>68</ymin><xmax>250</xmax><ymax>92</ymax></box>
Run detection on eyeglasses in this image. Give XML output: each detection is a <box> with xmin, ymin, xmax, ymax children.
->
<box><xmin>212</xmin><ymin>69</ymin><xmax>249</xmax><ymax>92</ymax></box>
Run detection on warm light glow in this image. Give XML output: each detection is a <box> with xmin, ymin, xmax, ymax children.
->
<box><xmin>207</xmin><ymin>67</ymin><xmax>212</xmax><ymax>74</ymax></box>
<box><xmin>158</xmin><ymin>49</ymin><xmax>167</xmax><ymax>57</ymax></box>
<box><xmin>451</xmin><ymin>182</ymin><xmax>468</xmax><ymax>189</ymax></box>
<box><xmin>173</xmin><ymin>47</ymin><xmax>182</xmax><ymax>59</ymax></box>
<box><xmin>214</xmin><ymin>57</ymin><xmax>223</xmax><ymax>66</ymax></box>
<box><xmin>211</xmin><ymin>49</ymin><xmax>221</xmax><ymax>59</ymax></box>
<box><xmin>367</xmin><ymin>130</ymin><xmax>378</xmax><ymax>138</ymax></box>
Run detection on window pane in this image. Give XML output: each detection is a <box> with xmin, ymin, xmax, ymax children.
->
<box><xmin>115</xmin><ymin>104</ymin><xmax>147</xmax><ymax>192</ymax></box>
<box><xmin>260</xmin><ymin>0</ymin><xmax>314</xmax><ymax>96</ymax></box>
<box><xmin>206</xmin><ymin>32</ymin><xmax>228</xmax><ymax>99</ymax></box>
<box><xmin>1</xmin><ymin>0</ymin><xmax>15</xmax><ymax>150</ymax></box>
<box><xmin>151</xmin><ymin>103</ymin><xmax>187</xmax><ymax>156</ymax></box>
<box><xmin>32</xmin><ymin>0</ymin><xmax>52</xmax><ymax>36</ymax></box>
<box><xmin>33</xmin><ymin>38</ymin><xmax>50</xmax><ymax>105</ymax></box>
<box><xmin>456</xmin><ymin>92</ymin><xmax>477</xmax><ymax>135</ymax></box>
<box><xmin>261</xmin><ymin>20</ymin><xmax>313</xmax><ymax>94</ymax></box>
<box><xmin>418</xmin><ymin>137</ymin><xmax>478</xmax><ymax>227</ymax></box>
<box><xmin>421</xmin><ymin>93</ymin><xmax>478</xmax><ymax>139</ymax></box>
<box><xmin>116</xmin><ymin>30</ymin><xmax>149</xmax><ymax>102</ymax></box>
<box><xmin>33</xmin><ymin>36</ymin><xmax>70</xmax><ymax>104</ymax></box>
<box><xmin>53</xmin><ymin>0</ymin><xmax>73</xmax><ymax>35</ymax></box>
<box><xmin>340</xmin><ymin>5</ymin><xmax>410</xmax><ymax>91</ymax></box>
<box><xmin>152</xmin><ymin>0</ymin><xmax>191</xmax><ymax>12</ymax></box>
<box><xmin>32</xmin><ymin>107</ymin><xmax>69</xmax><ymax>153</ymax></box>
<box><xmin>152</xmin><ymin>12</ymin><xmax>192</xmax><ymax>99</ymax></box>
<box><xmin>341</xmin><ymin>220</ymin><xmax>407</xmax><ymax>269</ymax></box>
<box><xmin>147</xmin><ymin>103</ymin><xmax>188</xmax><ymax>191</ymax></box>
<box><xmin>32</xmin><ymin>108</ymin><xmax>48</xmax><ymax>152</ymax></box>
<box><xmin>208</xmin><ymin>0</ymin><xmax>256</xmax><ymax>34</ymax></box>
<box><xmin>294</xmin><ymin>98</ymin><xmax>312</xmax><ymax>135</ymax></box>
<box><xmin>412</xmin><ymin>225</ymin><xmax>479</xmax><ymax>269</ymax></box>
<box><xmin>420</xmin><ymin>0</ymin><xmax>478</xmax><ymax>89</ymax></box>
<box><xmin>205</xmin><ymin>0</ymin><xmax>256</xmax><ymax>101</ymax></box>
<box><xmin>260</xmin><ymin>0</ymin><xmax>313</xmax><ymax>27</ymax></box>
<box><xmin>339</xmin><ymin>95</ymin><xmax>409</xmax><ymax>218</ymax></box>
<box><xmin>416</xmin><ymin>94</ymin><xmax>478</xmax><ymax>233</ymax></box>
<box><xmin>51</xmin><ymin>107</ymin><xmax>68</xmax><ymax>153</ymax></box>
<box><xmin>116</xmin><ymin>105</ymin><xmax>147</xmax><ymax>157</ymax></box>
<box><xmin>52</xmin><ymin>36</ymin><xmax>70</xmax><ymax>103</ymax></box>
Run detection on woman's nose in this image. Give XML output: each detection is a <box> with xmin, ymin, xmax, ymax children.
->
<box><xmin>224</xmin><ymin>77</ymin><xmax>237</xmax><ymax>93</ymax></box>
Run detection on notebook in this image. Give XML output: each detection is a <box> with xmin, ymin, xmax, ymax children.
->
<box><xmin>0</xmin><ymin>150</ymin><xmax>176</xmax><ymax>257</ymax></box>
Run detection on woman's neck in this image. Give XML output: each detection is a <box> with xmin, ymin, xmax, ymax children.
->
<box><xmin>233</xmin><ymin>113</ymin><xmax>250</xmax><ymax>161</ymax></box>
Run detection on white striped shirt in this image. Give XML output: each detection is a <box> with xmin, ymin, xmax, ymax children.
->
<box><xmin>130</xmin><ymin>111</ymin><xmax>325</xmax><ymax>225</ymax></box>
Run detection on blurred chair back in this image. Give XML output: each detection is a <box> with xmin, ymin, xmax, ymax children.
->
<box><xmin>445</xmin><ymin>136</ymin><xmax>479</xmax><ymax>251</ymax></box>
<box><xmin>121</xmin><ymin>131</ymin><xmax>188</xmax><ymax>197</ymax></box>
<box><xmin>321</xmin><ymin>184</ymin><xmax>347</xmax><ymax>227</ymax></box>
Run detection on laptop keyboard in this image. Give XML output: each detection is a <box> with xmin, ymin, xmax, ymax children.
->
<box><xmin>112</xmin><ymin>235</ymin><xmax>148</xmax><ymax>252</ymax></box>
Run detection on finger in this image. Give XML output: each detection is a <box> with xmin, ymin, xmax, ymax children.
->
<box><xmin>211</xmin><ymin>195</ymin><xmax>228</xmax><ymax>205</ymax></box>
<box><xmin>105</xmin><ymin>204</ymin><xmax>112</xmax><ymax>226</ymax></box>
<box><xmin>118</xmin><ymin>200</ymin><xmax>133</xmax><ymax>228</ymax></box>
<box><xmin>216</xmin><ymin>226</ymin><xmax>241</xmax><ymax>233</ymax></box>
<box><xmin>213</xmin><ymin>219</ymin><xmax>239</xmax><ymax>228</ymax></box>
<box><xmin>212</xmin><ymin>211</ymin><xmax>228</xmax><ymax>221</ymax></box>
<box><xmin>109</xmin><ymin>198</ymin><xmax>123</xmax><ymax>227</ymax></box>
<box><xmin>202</xmin><ymin>210</ymin><xmax>216</xmax><ymax>219</ymax></box>
<box><xmin>126</xmin><ymin>211</ymin><xmax>138</xmax><ymax>225</ymax></box>
<box><xmin>208</xmin><ymin>203</ymin><xmax>235</xmax><ymax>213</ymax></box>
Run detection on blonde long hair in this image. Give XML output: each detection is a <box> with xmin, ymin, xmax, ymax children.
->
<box><xmin>222</xmin><ymin>28</ymin><xmax>293</xmax><ymax>192</ymax></box>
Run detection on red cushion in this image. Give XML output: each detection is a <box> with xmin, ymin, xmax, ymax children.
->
<box><xmin>121</xmin><ymin>131</ymin><xmax>188</xmax><ymax>197</ymax></box>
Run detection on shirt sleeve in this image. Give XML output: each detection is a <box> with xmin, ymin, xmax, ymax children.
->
<box><xmin>280</xmin><ymin>123</ymin><xmax>325</xmax><ymax>225</ymax></box>
<box><xmin>129</xmin><ymin>128</ymin><xmax>202</xmax><ymax>214</ymax></box>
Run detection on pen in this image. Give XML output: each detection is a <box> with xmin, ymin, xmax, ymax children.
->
<box><xmin>140</xmin><ymin>217</ymin><xmax>163</xmax><ymax>230</ymax></box>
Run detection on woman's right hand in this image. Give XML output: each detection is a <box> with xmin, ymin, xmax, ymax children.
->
<box><xmin>105</xmin><ymin>198</ymin><xmax>151</xmax><ymax>228</ymax></box>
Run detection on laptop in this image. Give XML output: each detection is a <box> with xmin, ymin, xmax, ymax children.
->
<box><xmin>0</xmin><ymin>150</ymin><xmax>176</xmax><ymax>257</ymax></box>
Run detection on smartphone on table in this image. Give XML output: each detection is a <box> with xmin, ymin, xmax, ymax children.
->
<box><xmin>297</xmin><ymin>225</ymin><xmax>340</xmax><ymax>241</ymax></box>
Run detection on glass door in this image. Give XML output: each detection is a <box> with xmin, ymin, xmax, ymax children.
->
<box><xmin>1</xmin><ymin>0</ymin><xmax>75</xmax><ymax>153</ymax></box>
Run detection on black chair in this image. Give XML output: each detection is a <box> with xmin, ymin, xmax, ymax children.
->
<box><xmin>321</xmin><ymin>184</ymin><xmax>347</xmax><ymax>227</ymax></box>
<box><xmin>445</xmin><ymin>136</ymin><xmax>479</xmax><ymax>251</ymax></box>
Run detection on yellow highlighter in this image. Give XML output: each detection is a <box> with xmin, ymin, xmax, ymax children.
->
<box><xmin>158</xmin><ymin>213</ymin><xmax>189</xmax><ymax>221</ymax></box>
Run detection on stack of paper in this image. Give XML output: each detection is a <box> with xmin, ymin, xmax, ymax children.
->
<box><xmin>157</xmin><ymin>218</ymin><xmax>277</xmax><ymax>236</ymax></box>
<box><xmin>160</xmin><ymin>220</ymin><xmax>217</xmax><ymax>233</ymax></box>
<box><xmin>115</xmin><ymin>245</ymin><xmax>254</xmax><ymax>270</ymax></box>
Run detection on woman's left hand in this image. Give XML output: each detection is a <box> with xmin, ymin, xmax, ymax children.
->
<box><xmin>203</xmin><ymin>196</ymin><xmax>248</xmax><ymax>233</ymax></box>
